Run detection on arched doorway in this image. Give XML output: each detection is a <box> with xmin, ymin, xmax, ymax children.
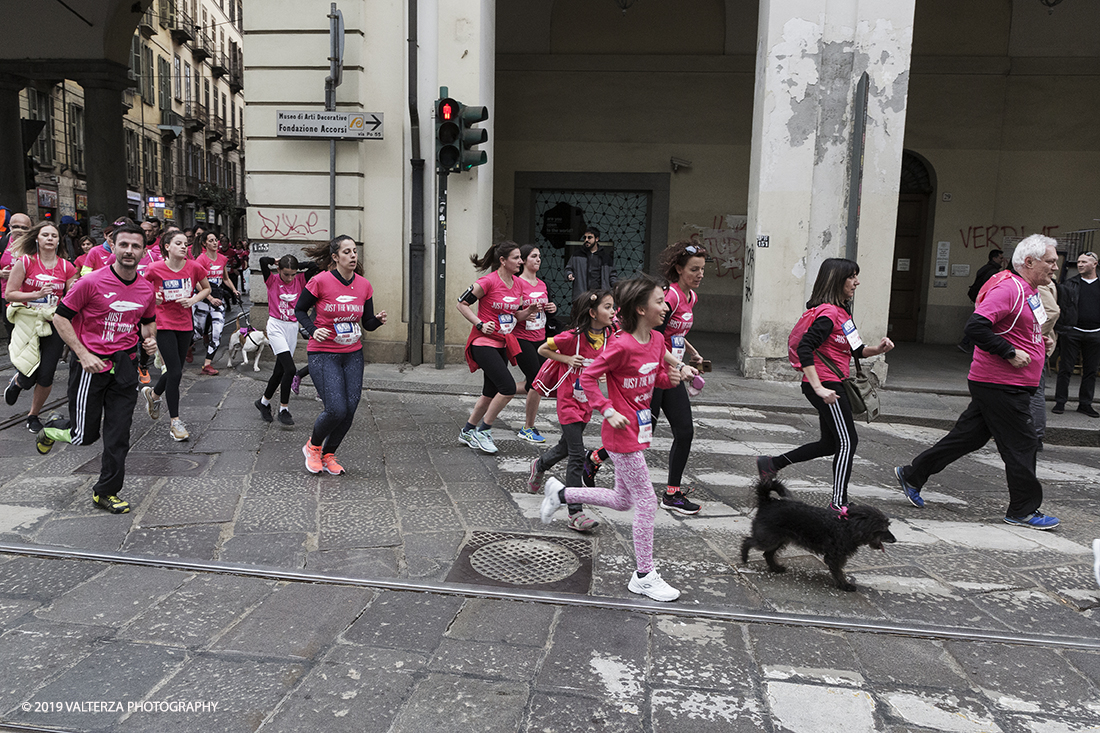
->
<box><xmin>889</xmin><ymin>152</ymin><xmax>935</xmax><ymax>341</ymax></box>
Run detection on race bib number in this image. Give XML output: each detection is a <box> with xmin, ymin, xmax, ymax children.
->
<box><xmin>333</xmin><ymin>321</ymin><xmax>362</xmax><ymax>345</ymax></box>
<box><xmin>498</xmin><ymin>313</ymin><xmax>516</xmax><ymax>335</ymax></box>
<box><xmin>163</xmin><ymin>278</ymin><xmax>188</xmax><ymax>302</ymax></box>
<box><xmin>526</xmin><ymin>311</ymin><xmax>547</xmax><ymax>331</ymax></box>
<box><xmin>573</xmin><ymin>377</ymin><xmax>587</xmax><ymax>403</ymax></box>
<box><xmin>670</xmin><ymin>334</ymin><xmax>686</xmax><ymax>363</ymax></box>
<box><xmin>842</xmin><ymin>319</ymin><xmax>863</xmax><ymax>350</ymax></box>
<box><xmin>1027</xmin><ymin>294</ymin><xmax>1047</xmax><ymax>325</ymax></box>
<box><xmin>28</xmin><ymin>295</ymin><xmax>53</xmax><ymax>309</ymax></box>
<box><xmin>636</xmin><ymin>408</ymin><xmax>653</xmax><ymax>444</ymax></box>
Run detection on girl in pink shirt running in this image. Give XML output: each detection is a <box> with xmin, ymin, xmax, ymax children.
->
<box><xmin>540</xmin><ymin>274</ymin><xmax>698</xmax><ymax>602</ymax></box>
<box><xmin>757</xmin><ymin>258</ymin><xmax>894</xmax><ymax>510</ymax></box>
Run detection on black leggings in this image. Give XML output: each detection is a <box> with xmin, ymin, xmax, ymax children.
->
<box><xmin>16</xmin><ymin>328</ymin><xmax>65</xmax><ymax>389</ymax></box>
<box><xmin>515</xmin><ymin>339</ymin><xmax>543</xmax><ymax>393</ymax></box>
<box><xmin>264</xmin><ymin>351</ymin><xmax>297</xmax><ymax>405</ymax></box>
<box><xmin>775</xmin><ymin>381</ymin><xmax>858</xmax><ymax>507</ymax></box>
<box><xmin>154</xmin><ymin>329</ymin><xmax>193</xmax><ymax>418</ymax></box>
<box><xmin>309</xmin><ymin>349</ymin><xmax>364</xmax><ymax>454</ymax></box>
<box><xmin>651</xmin><ymin>382</ymin><xmax>694</xmax><ymax>487</ymax></box>
<box><xmin>470</xmin><ymin>345</ymin><xmax>517</xmax><ymax>399</ymax></box>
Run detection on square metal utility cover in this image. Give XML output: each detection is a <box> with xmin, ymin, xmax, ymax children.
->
<box><xmin>75</xmin><ymin>452</ymin><xmax>211</xmax><ymax>476</ymax></box>
<box><xmin>446</xmin><ymin>531</ymin><xmax>593</xmax><ymax>594</ymax></box>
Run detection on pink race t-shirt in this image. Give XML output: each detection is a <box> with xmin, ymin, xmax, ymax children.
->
<box><xmin>580</xmin><ymin>330</ymin><xmax>672</xmax><ymax>454</ymax></box>
<box><xmin>17</xmin><ymin>255</ymin><xmax>76</xmax><ymax>309</ymax></box>
<box><xmin>0</xmin><ymin>248</ymin><xmax>13</xmax><ymax>289</ymax></box>
<box><xmin>197</xmin><ymin>252</ymin><xmax>229</xmax><ymax>287</ymax></box>
<box><xmin>145</xmin><ymin>259</ymin><xmax>208</xmax><ymax>331</ymax></box>
<box><xmin>517</xmin><ymin>276</ymin><xmax>550</xmax><ymax>342</ymax></box>
<box><xmin>969</xmin><ymin>272</ymin><xmax>1045</xmax><ymax>387</ymax></box>
<box><xmin>471</xmin><ymin>271</ymin><xmax>525</xmax><ymax>348</ymax></box>
<box><xmin>548</xmin><ymin>329</ymin><xmax>606</xmax><ymax>425</ymax></box>
<box><xmin>305</xmin><ymin>270</ymin><xmax>374</xmax><ymax>354</ymax></box>
<box><xmin>662</xmin><ymin>283</ymin><xmax>697</xmax><ymax>363</ymax></box>
<box><xmin>800</xmin><ymin>304</ymin><xmax>860</xmax><ymax>383</ymax></box>
<box><xmin>61</xmin><ymin>265</ymin><xmax>156</xmax><ymax>355</ymax></box>
<box><xmin>266</xmin><ymin>270</ymin><xmax>306</xmax><ymax>322</ymax></box>
<box><xmin>73</xmin><ymin>253</ymin><xmax>87</xmax><ymax>272</ymax></box>
<box><xmin>81</xmin><ymin>243</ymin><xmax>115</xmax><ymax>274</ymax></box>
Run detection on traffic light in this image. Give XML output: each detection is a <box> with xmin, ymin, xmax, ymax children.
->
<box><xmin>457</xmin><ymin>104</ymin><xmax>488</xmax><ymax>170</ymax></box>
<box><xmin>435</xmin><ymin>97</ymin><xmax>460</xmax><ymax>173</ymax></box>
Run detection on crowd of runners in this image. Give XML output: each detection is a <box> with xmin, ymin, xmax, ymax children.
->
<box><xmin>0</xmin><ymin>212</ymin><xmax>1072</xmax><ymax>602</ymax></box>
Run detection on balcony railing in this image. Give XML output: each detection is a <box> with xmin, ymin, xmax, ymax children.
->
<box><xmin>192</xmin><ymin>30</ymin><xmax>212</xmax><ymax>61</ymax></box>
<box><xmin>211</xmin><ymin>52</ymin><xmax>229</xmax><ymax>78</ymax></box>
<box><xmin>183</xmin><ymin>101</ymin><xmax>207</xmax><ymax>131</ymax></box>
<box><xmin>170</xmin><ymin>9</ymin><xmax>194</xmax><ymax>43</ymax></box>
<box><xmin>138</xmin><ymin>7</ymin><xmax>156</xmax><ymax>38</ymax></box>
<box><xmin>223</xmin><ymin>126</ymin><xmax>239</xmax><ymax>151</ymax></box>
<box><xmin>174</xmin><ymin>174</ymin><xmax>202</xmax><ymax>198</ymax></box>
<box><xmin>228</xmin><ymin>60</ymin><xmax>243</xmax><ymax>94</ymax></box>
<box><xmin>206</xmin><ymin>115</ymin><xmax>225</xmax><ymax>142</ymax></box>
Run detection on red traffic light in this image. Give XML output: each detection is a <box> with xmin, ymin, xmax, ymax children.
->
<box><xmin>439</xmin><ymin>98</ymin><xmax>457</xmax><ymax>121</ymax></box>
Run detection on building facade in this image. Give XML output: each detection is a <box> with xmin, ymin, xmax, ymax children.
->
<box><xmin>16</xmin><ymin>0</ymin><xmax>246</xmax><ymax>238</ymax></box>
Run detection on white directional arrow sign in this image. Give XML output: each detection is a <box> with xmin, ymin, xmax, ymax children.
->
<box><xmin>276</xmin><ymin>110</ymin><xmax>384</xmax><ymax>140</ymax></box>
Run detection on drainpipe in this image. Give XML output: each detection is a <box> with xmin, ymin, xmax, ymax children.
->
<box><xmin>407</xmin><ymin>0</ymin><xmax>425</xmax><ymax>365</ymax></box>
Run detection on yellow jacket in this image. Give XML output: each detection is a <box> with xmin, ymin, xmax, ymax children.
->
<box><xmin>6</xmin><ymin>303</ymin><xmax>57</xmax><ymax>377</ymax></box>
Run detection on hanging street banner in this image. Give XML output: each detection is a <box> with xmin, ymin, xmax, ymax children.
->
<box><xmin>276</xmin><ymin>110</ymin><xmax>383</xmax><ymax>140</ymax></box>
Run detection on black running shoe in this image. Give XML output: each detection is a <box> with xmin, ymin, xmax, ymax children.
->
<box><xmin>662</xmin><ymin>490</ymin><xmax>701</xmax><ymax>515</ymax></box>
<box><xmin>277</xmin><ymin>409</ymin><xmax>294</xmax><ymax>426</ymax></box>
<box><xmin>254</xmin><ymin>398</ymin><xmax>273</xmax><ymax>423</ymax></box>
<box><xmin>92</xmin><ymin>493</ymin><xmax>130</xmax><ymax>514</ymax></box>
<box><xmin>4</xmin><ymin>375</ymin><xmax>21</xmax><ymax>406</ymax></box>
<box><xmin>26</xmin><ymin>415</ymin><xmax>43</xmax><ymax>434</ymax></box>
<box><xmin>582</xmin><ymin>451</ymin><xmax>601</xmax><ymax>487</ymax></box>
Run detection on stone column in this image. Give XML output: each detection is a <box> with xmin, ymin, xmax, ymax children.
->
<box><xmin>78</xmin><ymin>65</ymin><xmax>131</xmax><ymax>239</ymax></box>
<box><xmin>0</xmin><ymin>74</ymin><xmax>27</xmax><ymax>213</ymax></box>
<box><xmin>740</xmin><ymin>0</ymin><xmax>915</xmax><ymax>378</ymax></box>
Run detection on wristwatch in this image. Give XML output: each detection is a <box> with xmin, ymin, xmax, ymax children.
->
<box><xmin>475</xmin><ymin>321</ymin><xmax>484</xmax><ymax>332</ymax></box>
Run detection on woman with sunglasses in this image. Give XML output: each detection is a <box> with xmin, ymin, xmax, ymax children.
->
<box><xmin>650</xmin><ymin>241</ymin><xmax>708</xmax><ymax>515</ymax></box>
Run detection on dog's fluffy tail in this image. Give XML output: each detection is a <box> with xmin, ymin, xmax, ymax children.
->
<box><xmin>754</xmin><ymin>476</ymin><xmax>788</xmax><ymax>506</ymax></box>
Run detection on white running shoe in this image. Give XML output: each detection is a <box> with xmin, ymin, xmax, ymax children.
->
<box><xmin>540</xmin><ymin>477</ymin><xmax>564</xmax><ymax>524</ymax></box>
<box><xmin>628</xmin><ymin>570</ymin><xmax>680</xmax><ymax>602</ymax></box>
<box><xmin>1093</xmin><ymin>539</ymin><xmax>1100</xmax><ymax>588</ymax></box>
<box><xmin>527</xmin><ymin>458</ymin><xmax>545</xmax><ymax>494</ymax></box>
<box><xmin>169</xmin><ymin>418</ymin><xmax>189</xmax><ymax>441</ymax></box>
<box><xmin>458</xmin><ymin>428</ymin><xmax>478</xmax><ymax>449</ymax></box>
<box><xmin>471</xmin><ymin>428</ymin><xmax>499</xmax><ymax>454</ymax></box>
<box><xmin>142</xmin><ymin>386</ymin><xmax>161</xmax><ymax>420</ymax></box>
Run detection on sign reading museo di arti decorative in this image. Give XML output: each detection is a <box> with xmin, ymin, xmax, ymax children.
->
<box><xmin>276</xmin><ymin>110</ymin><xmax>383</xmax><ymax>140</ymax></box>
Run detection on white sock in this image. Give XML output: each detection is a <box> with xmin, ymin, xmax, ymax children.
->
<box><xmin>260</xmin><ymin>397</ymin><xmax>270</xmax><ymax>406</ymax></box>
<box><xmin>279</xmin><ymin>405</ymin><xmax>289</xmax><ymax>412</ymax></box>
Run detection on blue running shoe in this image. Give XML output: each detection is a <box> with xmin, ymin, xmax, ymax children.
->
<box><xmin>894</xmin><ymin>466</ymin><xmax>924</xmax><ymax>509</ymax></box>
<box><xmin>1004</xmin><ymin>511</ymin><xmax>1059</xmax><ymax>530</ymax></box>
<box><xmin>517</xmin><ymin>427</ymin><xmax>545</xmax><ymax>444</ymax></box>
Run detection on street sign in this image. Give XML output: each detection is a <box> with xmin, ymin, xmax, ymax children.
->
<box><xmin>276</xmin><ymin>110</ymin><xmax>383</xmax><ymax>140</ymax></box>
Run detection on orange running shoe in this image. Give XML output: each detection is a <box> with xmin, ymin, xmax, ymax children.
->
<box><xmin>138</xmin><ymin>366</ymin><xmax>151</xmax><ymax>384</ymax></box>
<box><xmin>302</xmin><ymin>441</ymin><xmax>323</xmax><ymax>474</ymax></box>
<box><xmin>322</xmin><ymin>453</ymin><xmax>345</xmax><ymax>475</ymax></box>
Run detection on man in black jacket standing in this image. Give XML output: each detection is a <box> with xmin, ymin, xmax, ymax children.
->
<box><xmin>564</xmin><ymin>227</ymin><xmax>616</xmax><ymax>300</ymax></box>
<box><xmin>1054</xmin><ymin>251</ymin><xmax>1100</xmax><ymax>417</ymax></box>
<box><xmin>958</xmin><ymin>249</ymin><xmax>1005</xmax><ymax>351</ymax></box>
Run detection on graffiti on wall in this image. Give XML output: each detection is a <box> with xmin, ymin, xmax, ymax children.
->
<box><xmin>691</xmin><ymin>215</ymin><xmax>747</xmax><ymax>279</ymax></box>
<box><xmin>255</xmin><ymin>210</ymin><xmax>328</xmax><ymax>240</ymax></box>
<box><xmin>959</xmin><ymin>224</ymin><xmax>1060</xmax><ymax>249</ymax></box>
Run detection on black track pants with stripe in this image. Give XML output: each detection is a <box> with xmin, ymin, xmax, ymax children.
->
<box><xmin>775</xmin><ymin>380</ymin><xmax>859</xmax><ymax>507</ymax></box>
<box><xmin>67</xmin><ymin>350</ymin><xmax>139</xmax><ymax>499</ymax></box>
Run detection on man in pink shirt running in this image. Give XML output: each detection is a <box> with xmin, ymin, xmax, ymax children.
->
<box><xmin>894</xmin><ymin>234</ymin><xmax>1061</xmax><ymax>530</ymax></box>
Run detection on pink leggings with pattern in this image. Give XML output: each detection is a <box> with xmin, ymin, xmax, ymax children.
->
<box><xmin>563</xmin><ymin>450</ymin><xmax>657</xmax><ymax>573</ymax></box>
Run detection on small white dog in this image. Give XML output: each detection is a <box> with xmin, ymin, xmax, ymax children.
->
<box><xmin>226</xmin><ymin>315</ymin><xmax>271</xmax><ymax>371</ymax></box>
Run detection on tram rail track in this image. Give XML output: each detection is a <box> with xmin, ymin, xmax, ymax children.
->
<box><xmin>2</xmin><ymin>541</ymin><xmax>1098</xmax><ymax>653</ymax></box>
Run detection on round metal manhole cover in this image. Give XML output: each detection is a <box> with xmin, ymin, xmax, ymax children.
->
<box><xmin>469</xmin><ymin>538</ymin><xmax>581</xmax><ymax>585</ymax></box>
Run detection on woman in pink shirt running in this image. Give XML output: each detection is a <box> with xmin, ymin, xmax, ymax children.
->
<box><xmin>540</xmin><ymin>274</ymin><xmax>698</xmax><ymax>602</ymax></box>
<box><xmin>4</xmin><ymin>221</ymin><xmax>78</xmax><ymax>432</ymax></box>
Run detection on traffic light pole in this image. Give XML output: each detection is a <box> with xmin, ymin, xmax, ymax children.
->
<box><xmin>434</xmin><ymin>169</ymin><xmax>448</xmax><ymax>369</ymax></box>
